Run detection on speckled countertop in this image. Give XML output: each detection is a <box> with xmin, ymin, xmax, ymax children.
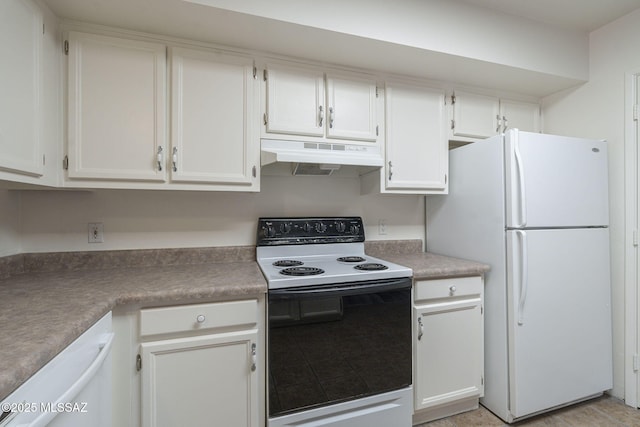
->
<box><xmin>0</xmin><ymin>241</ymin><xmax>488</xmax><ymax>402</ymax></box>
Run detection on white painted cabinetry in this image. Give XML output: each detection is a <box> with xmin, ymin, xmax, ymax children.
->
<box><xmin>450</xmin><ymin>90</ymin><xmax>540</xmax><ymax>140</ymax></box>
<box><xmin>325</xmin><ymin>72</ymin><xmax>378</xmax><ymax>141</ymax></box>
<box><xmin>0</xmin><ymin>0</ymin><xmax>43</xmax><ymax>178</ymax></box>
<box><xmin>65</xmin><ymin>32</ymin><xmax>259</xmax><ymax>191</ymax></box>
<box><xmin>263</xmin><ymin>63</ymin><xmax>379</xmax><ymax>143</ymax></box>
<box><xmin>264</xmin><ymin>64</ymin><xmax>325</xmax><ymax>137</ymax></box>
<box><xmin>361</xmin><ymin>79</ymin><xmax>447</xmax><ymax>194</ymax></box>
<box><xmin>169</xmin><ymin>47</ymin><xmax>259</xmax><ymax>188</ymax></box>
<box><xmin>413</xmin><ymin>276</ymin><xmax>484</xmax><ymax>424</ymax></box>
<box><xmin>122</xmin><ymin>299</ymin><xmax>263</xmax><ymax>427</ymax></box>
<box><xmin>66</xmin><ymin>31</ymin><xmax>166</xmax><ymax>182</ymax></box>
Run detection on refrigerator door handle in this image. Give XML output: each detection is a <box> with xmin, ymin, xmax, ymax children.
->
<box><xmin>514</xmin><ymin>136</ymin><xmax>527</xmax><ymax>227</ymax></box>
<box><xmin>517</xmin><ymin>230</ymin><xmax>528</xmax><ymax>325</ymax></box>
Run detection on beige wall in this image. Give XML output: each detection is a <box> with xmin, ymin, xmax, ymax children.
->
<box><xmin>541</xmin><ymin>8</ymin><xmax>640</xmax><ymax>399</ymax></box>
<box><xmin>17</xmin><ymin>174</ymin><xmax>425</xmax><ymax>253</ymax></box>
<box><xmin>0</xmin><ymin>189</ymin><xmax>21</xmax><ymax>257</ymax></box>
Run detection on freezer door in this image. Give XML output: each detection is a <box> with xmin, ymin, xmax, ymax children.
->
<box><xmin>506</xmin><ymin>228</ymin><xmax>612</xmax><ymax>420</ymax></box>
<box><xmin>504</xmin><ymin>130</ymin><xmax>609</xmax><ymax>228</ymax></box>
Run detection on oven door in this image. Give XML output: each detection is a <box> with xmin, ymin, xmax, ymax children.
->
<box><xmin>267</xmin><ymin>277</ymin><xmax>412</xmax><ymax>418</ymax></box>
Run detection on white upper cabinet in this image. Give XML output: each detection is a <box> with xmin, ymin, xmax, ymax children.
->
<box><xmin>384</xmin><ymin>80</ymin><xmax>447</xmax><ymax>193</ymax></box>
<box><xmin>450</xmin><ymin>90</ymin><xmax>540</xmax><ymax>140</ymax></box>
<box><xmin>0</xmin><ymin>0</ymin><xmax>43</xmax><ymax>178</ymax></box>
<box><xmin>65</xmin><ymin>32</ymin><xmax>259</xmax><ymax>191</ymax></box>
<box><xmin>451</xmin><ymin>91</ymin><xmax>499</xmax><ymax>140</ymax></box>
<box><xmin>264</xmin><ymin>63</ymin><xmax>379</xmax><ymax>143</ymax></box>
<box><xmin>360</xmin><ymin>79</ymin><xmax>447</xmax><ymax>195</ymax></box>
<box><xmin>499</xmin><ymin>98</ymin><xmax>541</xmax><ymax>134</ymax></box>
<box><xmin>169</xmin><ymin>47</ymin><xmax>259</xmax><ymax>188</ymax></box>
<box><xmin>264</xmin><ymin>64</ymin><xmax>325</xmax><ymax>137</ymax></box>
<box><xmin>66</xmin><ymin>31</ymin><xmax>167</xmax><ymax>182</ymax></box>
<box><xmin>326</xmin><ymin>73</ymin><xmax>378</xmax><ymax>141</ymax></box>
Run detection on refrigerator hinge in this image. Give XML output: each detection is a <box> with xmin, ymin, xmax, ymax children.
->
<box><xmin>634</xmin><ymin>354</ymin><xmax>639</xmax><ymax>372</ymax></box>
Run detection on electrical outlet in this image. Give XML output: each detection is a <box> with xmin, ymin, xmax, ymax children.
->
<box><xmin>378</xmin><ymin>219</ymin><xmax>387</xmax><ymax>235</ymax></box>
<box><xmin>88</xmin><ymin>223</ymin><xmax>104</xmax><ymax>243</ymax></box>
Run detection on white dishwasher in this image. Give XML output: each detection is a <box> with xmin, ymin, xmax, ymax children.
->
<box><xmin>0</xmin><ymin>312</ymin><xmax>113</xmax><ymax>427</ymax></box>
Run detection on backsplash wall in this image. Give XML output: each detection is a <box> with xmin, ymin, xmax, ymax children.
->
<box><xmin>0</xmin><ymin>189</ymin><xmax>21</xmax><ymax>257</ymax></box>
<box><xmin>14</xmin><ymin>174</ymin><xmax>425</xmax><ymax>253</ymax></box>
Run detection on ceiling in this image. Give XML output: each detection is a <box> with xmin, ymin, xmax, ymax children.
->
<box><xmin>458</xmin><ymin>0</ymin><xmax>640</xmax><ymax>31</ymax></box>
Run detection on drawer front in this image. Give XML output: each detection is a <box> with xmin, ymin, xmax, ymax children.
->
<box><xmin>140</xmin><ymin>299</ymin><xmax>258</xmax><ymax>337</ymax></box>
<box><xmin>415</xmin><ymin>276</ymin><xmax>482</xmax><ymax>302</ymax></box>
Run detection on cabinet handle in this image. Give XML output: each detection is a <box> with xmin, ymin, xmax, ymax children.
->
<box><xmin>388</xmin><ymin>161</ymin><xmax>393</xmax><ymax>181</ymax></box>
<box><xmin>157</xmin><ymin>146</ymin><xmax>163</xmax><ymax>172</ymax></box>
<box><xmin>318</xmin><ymin>105</ymin><xmax>324</xmax><ymax>127</ymax></box>
<box><xmin>250</xmin><ymin>343</ymin><xmax>257</xmax><ymax>372</ymax></box>
<box><xmin>417</xmin><ymin>317</ymin><xmax>424</xmax><ymax>341</ymax></box>
<box><xmin>449</xmin><ymin>285</ymin><xmax>456</xmax><ymax>295</ymax></box>
<box><xmin>502</xmin><ymin>115</ymin><xmax>508</xmax><ymax>132</ymax></box>
<box><xmin>496</xmin><ymin>114</ymin><xmax>502</xmax><ymax>133</ymax></box>
<box><xmin>172</xmin><ymin>147</ymin><xmax>178</xmax><ymax>172</ymax></box>
<box><xmin>252</xmin><ymin>165</ymin><xmax>257</xmax><ymax>178</ymax></box>
<box><xmin>196</xmin><ymin>314</ymin><xmax>206</xmax><ymax>323</ymax></box>
<box><xmin>329</xmin><ymin>106</ymin><xmax>334</xmax><ymax>129</ymax></box>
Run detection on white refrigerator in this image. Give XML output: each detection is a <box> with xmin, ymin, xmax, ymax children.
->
<box><xmin>426</xmin><ymin>129</ymin><xmax>612</xmax><ymax>423</ymax></box>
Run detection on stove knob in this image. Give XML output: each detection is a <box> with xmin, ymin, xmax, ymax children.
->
<box><xmin>335</xmin><ymin>221</ymin><xmax>346</xmax><ymax>233</ymax></box>
<box><xmin>263</xmin><ymin>225</ymin><xmax>276</xmax><ymax>238</ymax></box>
<box><xmin>279</xmin><ymin>223</ymin><xmax>291</xmax><ymax>234</ymax></box>
<box><xmin>349</xmin><ymin>224</ymin><xmax>360</xmax><ymax>235</ymax></box>
<box><xmin>315</xmin><ymin>222</ymin><xmax>327</xmax><ymax>233</ymax></box>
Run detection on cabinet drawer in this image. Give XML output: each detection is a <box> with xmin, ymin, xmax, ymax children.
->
<box><xmin>415</xmin><ymin>276</ymin><xmax>482</xmax><ymax>302</ymax></box>
<box><xmin>140</xmin><ymin>299</ymin><xmax>258</xmax><ymax>337</ymax></box>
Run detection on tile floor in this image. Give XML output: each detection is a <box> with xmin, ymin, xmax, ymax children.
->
<box><xmin>417</xmin><ymin>396</ymin><xmax>640</xmax><ymax>426</ymax></box>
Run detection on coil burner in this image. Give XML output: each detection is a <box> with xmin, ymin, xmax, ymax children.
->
<box><xmin>279</xmin><ymin>266</ymin><xmax>325</xmax><ymax>276</ymax></box>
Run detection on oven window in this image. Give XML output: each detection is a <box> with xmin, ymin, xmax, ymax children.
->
<box><xmin>267</xmin><ymin>280</ymin><xmax>412</xmax><ymax>417</ymax></box>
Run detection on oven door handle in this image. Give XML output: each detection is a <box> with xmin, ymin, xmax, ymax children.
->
<box><xmin>269</xmin><ymin>277</ymin><xmax>412</xmax><ymax>299</ymax></box>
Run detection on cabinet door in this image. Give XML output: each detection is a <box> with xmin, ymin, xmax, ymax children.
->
<box><xmin>141</xmin><ymin>329</ymin><xmax>259</xmax><ymax>427</ymax></box>
<box><xmin>500</xmin><ymin>99</ymin><xmax>540</xmax><ymax>133</ymax></box>
<box><xmin>385</xmin><ymin>81</ymin><xmax>447</xmax><ymax>192</ymax></box>
<box><xmin>326</xmin><ymin>73</ymin><xmax>378</xmax><ymax>141</ymax></box>
<box><xmin>0</xmin><ymin>0</ymin><xmax>43</xmax><ymax>177</ymax></box>
<box><xmin>170</xmin><ymin>47</ymin><xmax>258</xmax><ymax>186</ymax></box>
<box><xmin>414</xmin><ymin>289</ymin><xmax>483</xmax><ymax>410</ymax></box>
<box><xmin>67</xmin><ymin>32</ymin><xmax>166</xmax><ymax>181</ymax></box>
<box><xmin>264</xmin><ymin>64</ymin><xmax>324</xmax><ymax>137</ymax></box>
<box><xmin>451</xmin><ymin>91</ymin><xmax>499</xmax><ymax>139</ymax></box>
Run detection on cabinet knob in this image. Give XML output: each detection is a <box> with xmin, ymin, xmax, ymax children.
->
<box><xmin>196</xmin><ymin>314</ymin><xmax>206</xmax><ymax>323</ymax></box>
<box><xmin>449</xmin><ymin>286</ymin><xmax>456</xmax><ymax>294</ymax></box>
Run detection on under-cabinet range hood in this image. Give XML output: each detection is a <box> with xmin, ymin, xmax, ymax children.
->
<box><xmin>260</xmin><ymin>139</ymin><xmax>384</xmax><ymax>176</ymax></box>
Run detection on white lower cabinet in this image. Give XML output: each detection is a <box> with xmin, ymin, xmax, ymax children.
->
<box><xmin>141</xmin><ymin>330</ymin><xmax>258</xmax><ymax>427</ymax></box>
<box><xmin>112</xmin><ymin>298</ymin><xmax>264</xmax><ymax>427</ymax></box>
<box><xmin>413</xmin><ymin>276</ymin><xmax>484</xmax><ymax>424</ymax></box>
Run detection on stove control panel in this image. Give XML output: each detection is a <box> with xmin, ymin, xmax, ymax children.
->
<box><xmin>257</xmin><ymin>217</ymin><xmax>365</xmax><ymax>246</ymax></box>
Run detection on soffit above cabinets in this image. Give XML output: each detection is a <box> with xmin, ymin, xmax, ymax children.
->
<box><xmin>42</xmin><ymin>0</ymin><xmax>589</xmax><ymax>97</ymax></box>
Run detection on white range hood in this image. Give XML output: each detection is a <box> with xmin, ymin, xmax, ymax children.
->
<box><xmin>260</xmin><ymin>139</ymin><xmax>384</xmax><ymax>175</ymax></box>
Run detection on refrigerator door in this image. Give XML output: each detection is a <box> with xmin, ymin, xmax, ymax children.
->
<box><xmin>504</xmin><ymin>130</ymin><xmax>609</xmax><ymax>228</ymax></box>
<box><xmin>506</xmin><ymin>228</ymin><xmax>612</xmax><ymax>420</ymax></box>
